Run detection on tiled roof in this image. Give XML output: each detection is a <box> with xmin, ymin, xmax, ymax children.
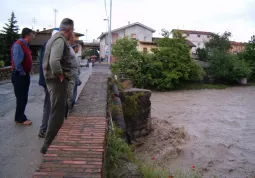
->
<box><xmin>98</xmin><ymin>22</ymin><xmax>156</xmax><ymax>39</ymax></box>
<box><xmin>152</xmin><ymin>37</ymin><xmax>196</xmax><ymax>47</ymax></box>
<box><xmin>30</xmin><ymin>33</ymin><xmax>83</xmax><ymax>46</ymax></box>
<box><xmin>230</xmin><ymin>41</ymin><xmax>246</xmax><ymax>46</ymax></box>
<box><xmin>37</xmin><ymin>28</ymin><xmax>84</xmax><ymax>37</ymax></box>
<box><xmin>172</xmin><ymin>29</ymin><xmax>213</xmax><ymax>36</ymax></box>
<box><xmin>186</xmin><ymin>40</ymin><xmax>196</xmax><ymax>47</ymax></box>
<box><xmin>139</xmin><ymin>41</ymin><xmax>156</xmax><ymax>45</ymax></box>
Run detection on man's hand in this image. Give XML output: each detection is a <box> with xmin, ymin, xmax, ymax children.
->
<box><xmin>57</xmin><ymin>74</ymin><xmax>64</xmax><ymax>82</ymax></box>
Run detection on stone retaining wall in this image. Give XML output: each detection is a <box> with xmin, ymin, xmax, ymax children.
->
<box><xmin>0</xmin><ymin>62</ymin><xmax>40</xmax><ymax>81</ymax></box>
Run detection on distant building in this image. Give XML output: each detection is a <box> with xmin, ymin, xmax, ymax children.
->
<box><xmin>171</xmin><ymin>29</ymin><xmax>213</xmax><ymax>53</ymax></box>
<box><xmin>97</xmin><ymin>22</ymin><xmax>156</xmax><ymax>62</ymax></box>
<box><xmin>229</xmin><ymin>41</ymin><xmax>246</xmax><ymax>54</ymax></box>
<box><xmin>30</xmin><ymin>28</ymin><xmax>84</xmax><ymax>61</ymax></box>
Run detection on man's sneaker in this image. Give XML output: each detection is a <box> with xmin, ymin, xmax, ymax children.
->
<box><xmin>38</xmin><ymin>132</ymin><xmax>46</xmax><ymax>138</ymax></box>
<box><xmin>40</xmin><ymin>145</ymin><xmax>48</xmax><ymax>154</ymax></box>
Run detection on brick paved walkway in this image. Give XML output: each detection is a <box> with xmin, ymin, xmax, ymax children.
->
<box><xmin>33</xmin><ymin>64</ymin><xmax>110</xmax><ymax>178</ymax></box>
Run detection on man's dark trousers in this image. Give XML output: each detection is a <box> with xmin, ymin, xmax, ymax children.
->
<box><xmin>42</xmin><ymin>78</ymin><xmax>68</xmax><ymax>150</ymax></box>
<box><xmin>11</xmin><ymin>71</ymin><xmax>30</xmax><ymax>122</ymax></box>
<box><xmin>39</xmin><ymin>87</ymin><xmax>51</xmax><ymax>133</ymax></box>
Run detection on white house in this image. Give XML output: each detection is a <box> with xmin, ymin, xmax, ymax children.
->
<box><xmin>98</xmin><ymin>22</ymin><xmax>156</xmax><ymax>60</ymax></box>
<box><xmin>171</xmin><ymin>29</ymin><xmax>213</xmax><ymax>53</ymax></box>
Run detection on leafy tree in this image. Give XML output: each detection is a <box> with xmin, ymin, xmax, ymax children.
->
<box><xmin>205</xmin><ymin>31</ymin><xmax>232</xmax><ymax>52</ymax></box>
<box><xmin>1</xmin><ymin>11</ymin><xmax>19</xmax><ymax>66</ymax></box>
<box><xmin>111</xmin><ymin>30</ymin><xmax>205</xmax><ymax>90</ymax></box>
<box><xmin>208</xmin><ymin>49</ymin><xmax>252</xmax><ymax>83</ymax></box>
<box><xmin>238</xmin><ymin>35</ymin><xmax>255</xmax><ymax>79</ymax></box>
<box><xmin>135</xmin><ymin>30</ymin><xmax>205</xmax><ymax>90</ymax></box>
<box><xmin>82</xmin><ymin>49</ymin><xmax>99</xmax><ymax>58</ymax></box>
<box><xmin>160</xmin><ymin>28</ymin><xmax>170</xmax><ymax>38</ymax></box>
<box><xmin>111</xmin><ymin>37</ymin><xmax>141</xmax><ymax>77</ymax></box>
<box><xmin>112</xmin><ymin>37</ymin><xmax>138</xmax><ymax>59</ymax></box>
<box><xmin>196</xmin><ymin>48</ymin><xmax>208</xmax><ymax>61</ymax></box>
<box><xmin>195</xmin><ymin>31</ymin><xmax>232</xmax><ymax>62</ymax></box>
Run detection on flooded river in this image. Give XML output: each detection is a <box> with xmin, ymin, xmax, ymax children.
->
<box><xmin>135</xmin><ymin>87</ymin><xmax>255</xmax><ymax>177</ymax></box>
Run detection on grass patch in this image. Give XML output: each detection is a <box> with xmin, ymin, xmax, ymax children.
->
<box><xmin>247</xmin><ymin>82</ymin><xmax>255</xmax><ymax>86</ymax></box>
<box><xmin>106</xmin><ymin>124</ymin><xmax>202</xmax><ymax>178</ymax></box>
<box><xmin>177</xmin><ymin>83</ymin><xmax>228</xmax><ymax>90</ymax></box>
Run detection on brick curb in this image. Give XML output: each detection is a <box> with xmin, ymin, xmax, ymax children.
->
<box><xmin>33</xmin><ymin>117</ymin><xmax>106</xmax><ymax>178</ymax></box>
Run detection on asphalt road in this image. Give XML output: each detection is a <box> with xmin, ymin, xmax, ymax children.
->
<box><xmin>0</xmin><ymin>67</ymin><xmax>91</xmax><ymax>178</ymax></box>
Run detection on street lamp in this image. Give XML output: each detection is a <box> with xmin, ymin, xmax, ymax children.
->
<box><xmin>103</xmin><ymin>0</ymin><xmax>112</xmax><ymax>65</ymax></box>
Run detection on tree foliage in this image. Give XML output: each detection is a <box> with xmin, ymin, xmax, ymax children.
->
<box><xmin>160</xmin><ymin>28</ymin><xmax>170</xmax><ymax>38</ymax></box>
<box><xmin>238</xmin><ymin>35</ymin><xmax>255</xmax><ymax>79</ymax></box>
<box><xmin>208</xmin><ymin>49</ymin><xmax>252</xmax><ymax>83</ymax></box>
<box><xmin>205</xmin><ymin>31</ymin><xmax>232</xmax><ymax>52</ymax></box>
<box><xmin>111</xmin><ymin>31</ymin><xmax>205</xmax><ymax>91</ymax></box>
<box><xmin>195</xmin><ymin>31</ymin><xmax>252</xmax><ymax>83</ymax></box>
<box><xmin>196</xmin><ymin>31</ymin><xmax>232</xmax><ymax>61</ymax></box>
<box><xmin>1</xmin><ymin>11</ymin><xmax>19</xmax><ymax>66</ymax></box>
<box><xmin>82</xmin><ymin>49</ymin><xmax>99</xmax><ymax>59</ymax></box>
<box><xmin>111</xmin><ymin>37</ymin><xmax>141</xmax><ymax>77</ymax></box>
<box><xmin>196</xmin><ymin>48</ymin><xmax>208</xmax><ymax>61</ymax></box>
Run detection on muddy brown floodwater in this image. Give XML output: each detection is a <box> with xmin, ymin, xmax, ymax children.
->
<box><xmin>134</xmin><ymin>87</ymin><xmax>255</xmax><ymax>178</ymax></box>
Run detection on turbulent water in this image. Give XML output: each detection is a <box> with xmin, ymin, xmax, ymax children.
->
<box><xmin>137</xmin><ymin>87</ymin><xmax>255</xmax><ymax>178</ymax></box>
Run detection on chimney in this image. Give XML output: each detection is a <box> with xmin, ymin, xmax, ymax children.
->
<box><xmin>36</xmin><ymin>29</ymin><xmax>39</xmax><ymax>32</ymax></box>
<box><xmin>43</xmin><ymin>28</ymin><xmax>46</xmax><ymax>31</ymax></box>
<box><xmin>128</xmin><ymin>21</ymin><xmax>130</xmax><ymax>25</ymax></box>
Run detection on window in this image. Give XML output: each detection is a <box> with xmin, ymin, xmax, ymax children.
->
<box><xmin>143</xmin><ymin>47</ymin><xmax>148</xmax><ymax>53</ymax></box>
<box><xmin>197</xmin><ymin>34</ymin><xmax>201</xmax><ymax>37</ymax></box>
<box><xmin>207</xmin><ymin>35</ymin><xmax>210</xmax><ymax>38</ymax></box>
<box><xmin>131</xmin><ymin>33</ymin><xmax>136</xmax><ymax>39</ymax></box>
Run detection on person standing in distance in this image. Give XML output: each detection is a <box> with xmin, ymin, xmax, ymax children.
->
<box><xmin>38</xmin><ymin>28</ymin><xmax>59</xmax><ymax>138</ymax></box>
<box><xmin>11</xmin><ymin>28</ymin><xmax>34</xmax><ymax>125</ymax></box>
<box><xmin>40</xmin><ymin>18</ymin><xmax>74</xmax><ymax>154</ymax></box>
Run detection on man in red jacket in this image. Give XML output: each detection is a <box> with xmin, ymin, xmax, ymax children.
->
<box><xmin>11</xmin><ymin>28</ymin><xmax>34</xmax><ymax>125</ymax></box>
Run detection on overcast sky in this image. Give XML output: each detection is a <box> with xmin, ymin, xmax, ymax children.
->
<box><xmin>0</xmin><ymin>0</ymin><xmax>254</xmax><ymax>42</ymax></box>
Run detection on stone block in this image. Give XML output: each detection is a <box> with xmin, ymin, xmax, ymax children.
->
<box><xmin>120</xmin><ymin>88</ymin><xmax>152</xmax><ymax>141</ymax></box>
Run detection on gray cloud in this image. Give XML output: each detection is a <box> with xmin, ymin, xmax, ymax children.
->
<box><xmin>0</xmin><ymin>0</ymin><xmax>254</xmax><ymax>42</ymax></box>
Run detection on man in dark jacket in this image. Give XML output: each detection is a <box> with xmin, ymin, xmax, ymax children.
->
<box><xmin>38</xmin><ymin>41</ymin><xmax>50</xmax><ymax>137</ymax></box>
<box><xmin>38</xmin><ymin>28</ymin><xmax>59</xmax><ymax>138</ymax></box>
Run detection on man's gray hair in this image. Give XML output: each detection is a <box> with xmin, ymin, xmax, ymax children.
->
<box><xmin>59</xmin><ymin>18</ymin><xmax>74</xmax><ymax>32</ymax></box>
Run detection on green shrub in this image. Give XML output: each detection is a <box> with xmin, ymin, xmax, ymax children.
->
<box><xmin>140</xmin><ymin>164</ymin><xmax>170</xmax><ymax>178</ymax></box>
<box><xmin>0</xmin><ymin>60</ymin><xmax>5</xmax><ymax>68</ymax></box>
<box><xmin>107</xmin><ymin>131</ymin><xmax>134</xmax><ymax>168</ymax></box>
<box><xmin>208</xmin><ymin>49</ymin><xmax>252</xmax><ymax>83</ymax></box>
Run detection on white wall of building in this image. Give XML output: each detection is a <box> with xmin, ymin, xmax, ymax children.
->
<box><xmin>99</xmin><ymin>24</ymin><xmax>154</xmax><ymax>58</ymax></box>
<box><xmin>183</xmin><ymin>33</ymin><xmax>211</xmax><ymax>53</ymax></box>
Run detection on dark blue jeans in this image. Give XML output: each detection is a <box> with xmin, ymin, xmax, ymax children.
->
<box><xmin>11</xmin><ymin>71</ymin><xmax>30</xmax><ymax>123</ymax></box>
<box><xmin>72</xmin><ymin>78</ymin><xmax>78</xmax><ymax>107</ymax></box>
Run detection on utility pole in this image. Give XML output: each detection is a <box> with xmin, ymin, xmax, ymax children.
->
<box><xmin>108</xmin><ymin>0</ymin><xmax>112</xmax><ymax>65</ymax></box>
<box><xmin>53</xmin><ymin>9</ymin><xmax>58</xmax><ymax>28</ymax></box>
<box><xmin>86</xmin><ymin>29</ymin><xmax>88</xmax><ymax>42</ymax></box>
<box><xmin>32</xmin><ymin>17</ymin><xmax>36</xmax><ymax>29</ymax></box>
